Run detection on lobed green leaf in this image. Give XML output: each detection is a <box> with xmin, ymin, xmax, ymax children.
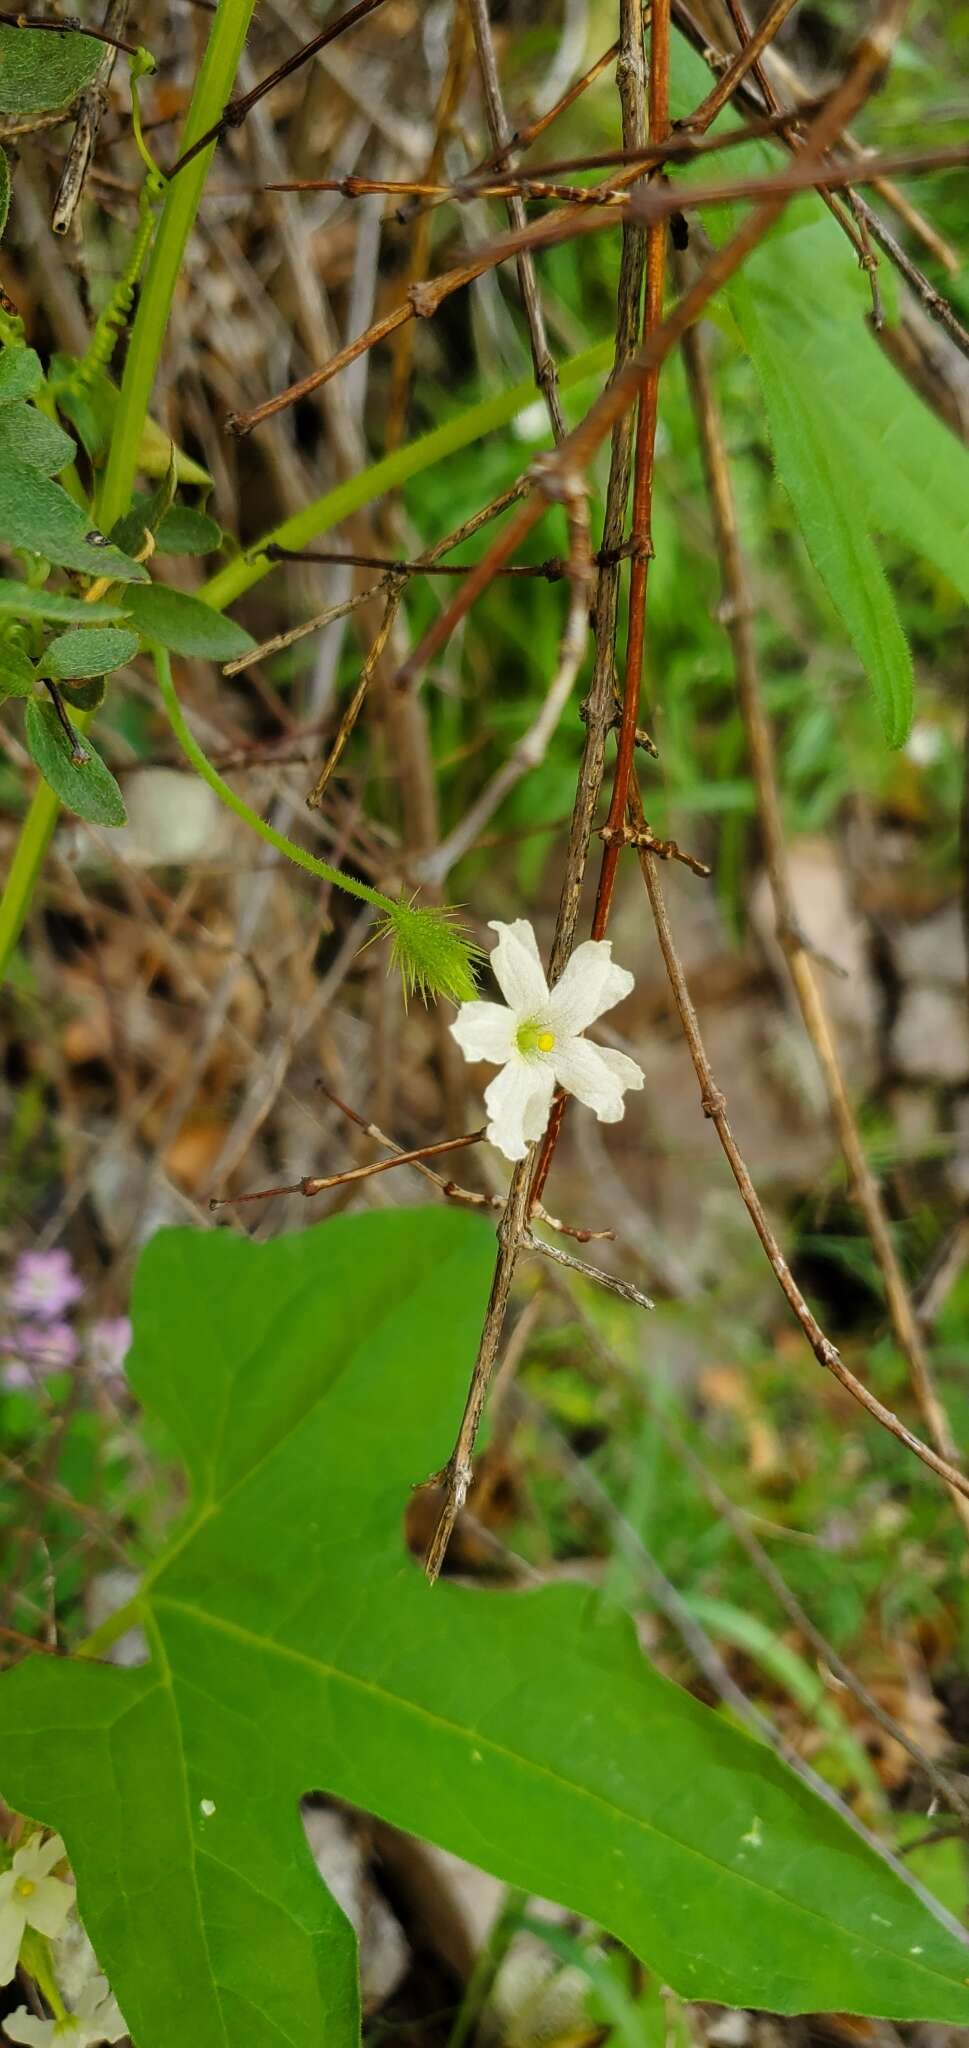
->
<box><xmin>1</xmin><ymin>1212</ymin><xmax>969</xmax><ymax>2048</ymax></box>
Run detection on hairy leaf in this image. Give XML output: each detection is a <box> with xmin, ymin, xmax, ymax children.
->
<box><xmin>0</xmin><ymin>399</ymin><xmax>75</xmax><ymax>476</ymax></box>
<box><xmin>24</xmin><ymin>696</ymin><xmax>126</xmax><ymax>825</ymax></box>
<box><xmin>0</xmin><ymin>639</ymin><xmax>34</xmax><ymax>698</ymax></box>
<box><xmin>0</xmin><ymin>467</ymin><xmax>148</xmax><ymax>580</ymax></box>
<box><xmin>1</xmin><ymin>1211</ymin><xmax>968</xmax><ymax>2048</ymax></box>
<box><xmin>153</xmin><ymin>503</ymin><xmax>223</xmax><ymax>555</ymax></box>
<box><xmin>0</xmin><ymin>23</ymin><xmax>102</xmax><ymax>113</ymax></box>
<box><xmin>125</xmin><ymin>580</ymin><xmax>254</xmax><ymax>659</ymax></box>
<box><xmin>0</xmin><ymin>144</ymin><xmax>9</xmax><ymax>243</ymax></box>
<box><xmin>110</xmin><ymin>452</ymin><xmax>178</xmax><ymax>560</ymax></box>
<box><xmin>45</xmin><ymin>625</ymin><xmax>140</xmax><ymax>679</ymax></box>
<box><xmin>59</xmin><ymin>674</ymin><xmax>106</xmax><ymax>712</ymax></box>
<box><xmin>0</xmin><ymin>345</ymin><xmax>43</xmax><ymax>404</ymax></box>
<box><xmin>52</xmin><ymin>358</ymin><xmax>116</xmax><ymax>462</ymax></box>
<box><xmin>0</xmin><ymin>580</ymin><xmax>129</xmax><ymax>624</ymax></box>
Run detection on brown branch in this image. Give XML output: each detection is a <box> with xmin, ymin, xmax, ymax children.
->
<box><xmin>169</xmin><ymin>0</ymin><xmax>391</xmax><ymax>177</ymax></box>
<box><xmin>681</xmin><ymin>302</ymin><xmax>969</xmax><ymax>1538</ymax></box>
<box><xmin>631</xmin><ymin>780</ymin><xmax>969</xmax><ymax>1511</ymax></box>
<box><xmin>680</xmin><ymin>0</ymin><xmax>800</xmax><ymax>136</ymax></box>
<box><xmin>467</xmin><ymin>0</ymin><xmax>566</xmax><ymax>440</ymax></box>
<box><xmin>50</xmin><ymin>0</ymin><xmax>129</xmax><ymax>236</ymax></box>
<box><xmin>0</xmin><ymin>9</ymin><xmax>138</xmax><ymax>53</ymax></box>
<box><xmin>210</xmin><ymin>1128</ymin><xmax>487</xmax><ymax>1208</ymax></box>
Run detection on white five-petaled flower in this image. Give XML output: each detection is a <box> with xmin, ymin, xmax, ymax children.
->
<box><xmin>5</xmin><ymin>1975</ymin><xmax>127</xmax><ymax>2046</ymax></box>
<box><xmin>450</xmin><ymin>920</ymin><xmax>644</xmax><ymax>1162</ymax></box>
<box><xmin>0</xmin><ymin>1833</ymin><xmax>74</xmax><ymax>1985</ymax></box>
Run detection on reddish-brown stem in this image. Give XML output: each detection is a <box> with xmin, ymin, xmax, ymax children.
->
<box><xmin>211</xmin><ymin>1128</ymin><xmax>486</xmax><ymax>1208</ymax></box>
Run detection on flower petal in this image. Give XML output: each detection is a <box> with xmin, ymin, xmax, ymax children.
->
<box><xmin>449</xmin><ymin>1000</ymin><xmax>516</xmax><ymax>1067</ymax></box>
<box><xmin>551</xmin><ymin>1037</ymin><xmax>644</xmax><ymax>1123</ymax></box>
<box><xmin>3</xmin><ymin>2010</ymin><xmax>56</xmax><ymax>2046</ymax></box>
<box><xmin>546</xmin><ymin>940</ymin><xmax>634</xmax><ymax>1037</ymax></box>
<box><xmin>484</xmin><ymin>1056</ymin><xmax>555</xmax><ymax>1161</ymax></box>
<box><xmin>26</xmin><ymin>1874</ymin><xmax>74</xmax><ymax>1940</ymax></box>
<box><xmin>27</xmin><ymin>1833</ymin><xmax>66</xmax><ymax>1880</ymax></box>
<box><xmin>0</xmin><ymin>1896</ymin><xmax>25</xmax><ymax>1986</ymax></box>
<box><xmin>487</xmin><ymin>920</ymin><xmax>548</xmax><ymax>1015</ymax></box>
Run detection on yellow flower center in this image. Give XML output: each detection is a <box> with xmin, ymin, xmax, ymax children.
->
<box><xmin>516</xmin><ymin>1020</ymin><xmax>556</xmax><ymax>1057</ymax></box>
<box><xmin>16</xmin><ymin>1878</ymin><xmax>36</xmax><ymax>1898</ymax></box>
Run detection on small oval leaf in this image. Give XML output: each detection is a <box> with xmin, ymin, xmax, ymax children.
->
<box><xmin>0</xmin><ymin>346</ymin><xmax>43</xmax><ymax>404</ymax></box>
<box><xmin>46</xmin><ymin>625</ymin><xmax>140</xmax><ymax>679</ymax></box>
<box><xmin>24</xmin><ymin>696</ymin><xmax>126</xmax><ymax>826</ymax></box>
<box><xmin>59</xmin><ymin>675</ymin><xmax>106</xmax><ymax>712</ymax></box>
<box><xmin>0</xmin><ymin>641</ymin><xmax>34</xmax><ymax>698</ymax></box>
<box><xmin>0</xmin><ymin>467</ymin><xmax>148</xmax><ymax>581</ymax></box>
<box><xmin>124</xmin><ymin>582</ymin><xmax>254</xmax><ymax>659</ymax></box>
<box><xmin>0</xmin><ymin>400</ymin><xmax>75</xmax><ymax>475</ymax></box>
<box><xmin>0</xmin><ymin>24</ymin><xmax>102</xmax><ymax>115</ymax></box>
<box><xmin>154</xmin><ymin>504</ymin><xmax>223</xmax><ymax>556</ymax></box>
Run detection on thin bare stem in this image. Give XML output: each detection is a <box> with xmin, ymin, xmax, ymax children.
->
<box><xmin>211</xmin><ymin>1128</ymin><xmax>487</xmax><ymax>1208</ymax></box>
<box><xmin>681</xmin><ymin>305</ymin><xmax>969</xmax><ymax>1537</ymax></box>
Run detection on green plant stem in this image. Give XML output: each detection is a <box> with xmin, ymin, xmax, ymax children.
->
<box><xmin>98</xmin><ymin>0</ymin><xmax>256</xmax><ymax>534</ymax></box>
<box><xmin>154</xmin><ymin>646</ymin><xmax>394</xmax><ymax>914</ymax></box>
<box><xmin>0</xmin><ymin>337</ymin><xmax>611</xmax><ymax>984</ymax></box>
<box><xmin>0</xmin><ymin>0</ymin><xmax>255</xmax><ymax>983</ymax></box>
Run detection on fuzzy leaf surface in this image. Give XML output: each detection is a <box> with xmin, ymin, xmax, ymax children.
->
<box><xmin>125</xmin><ymin>581</ymin><xmax>254</xmax><ymax>658</ymax></box>
<box><xmin>25</xmin><ymin>697</ymin><xmax>126</xmax><ymax>824</ymax></box>
<box><xmin>1</xmin><ymin>1212</ymin><xmax>969</xmax><ymax>2048</ymax></box>
<box><xmin>45</xmin><ymin>625</ymin><xmax>140</xmax><ymax>679</ymax></box>
<box><xmin>0</xmin><ymin>467</ymin><xmax>148</xmax><ymax>580</ymax></box>
<box><xmin>0</xmin><ymin>23</ymin><xmax>102</xmax><ymax>112</ymax></box>
<box><xmin>0</xmin><ymin>400</ymin><xmax>75</xmax><ymax>476</ymax></box>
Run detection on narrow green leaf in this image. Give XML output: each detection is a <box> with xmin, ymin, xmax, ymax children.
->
<box><xmin>125</xmin><ymin>581</ymin><xmax>254</xmax><ymax>658</ymax></box>
<box><xmin>733</xmin><ymin>301</ymin><xmax>914</xmax><ymax>747</ymax></box>
<box><xmin>0</xmin><ymin>399</ymin><xmax>75</xmax><ymax>475</ymax></box>
<box><xmin>153</xmin><ymin>503</ymin><xmax>223</xmax><ymax>555</ymax></box>
<box><xmin>45</xmin><ymin>625</ymin><xmax>140</xmax><ymax>679</ymax></box>
<box><xmin>0</xmin><ymin>345</ymin><xmax>43</xmax><ymax>404</ymax></box>
<box><xmin>2</xmin><ymin>1210</ymin><xmax>969</xmax><ymax>2048</ymax></box>
<box><xmin>0</xmin><ymin>580</ymin><xmax>129</xmax><ymax>624</ymax></box>
<box><xmin>0</xmin><ymin>640</ymin><xmax>34</xmax><ymax>698</ymax></box>
<box><xmin>0</xmin><ymin>466</ymin><xmax>148</xmax><ymax>580</ymax></box>
<box><xmin>0</xmin><ymin>23</ymin><xmax>102</xmax><ymax>114</ymax></box>
<box><xmin>24</xmin><ymin>697</ymin><xmax>126</xmax><ymax>825</ymax></box>
<box><xmin>0</xmin><ymin>145</ymin><xmax>10</xmax><ymax>243</ymax></box>
<box><xmin>51</xmin><ymin>357</ymin><xmax>116</xmax><ymax>462</ymax></box>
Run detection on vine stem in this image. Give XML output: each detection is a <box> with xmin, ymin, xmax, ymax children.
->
<box><xmin>0</xmin><ymin>0</ymin><xmax>256</xmax><ymax>982</ymax></box>
<box><xmin>153</xmin><ymin>648</ymin><xmax>396</xmax><ymax>916</ymax></box>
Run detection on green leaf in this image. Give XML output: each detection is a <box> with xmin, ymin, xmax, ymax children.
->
<box><xmin>2</xmin><ymin>1209</ymin><xmax>969</xmax><ymax>2048</ymax></box>
<box><xmin>125</xmin><ymin>581</ymin><xmax>254</xmax><ymax>658</ymax></box>
<box><xmin>110</xmin><ymin>451</ymin><xmax>177</xmax><ymax>560</ymax></box>
<box><xmin>0</xmin><ymin>399</ymin><xmax>75</xmax><ymax>476</ymax></box>
<box><xmin>24</xmin><ymin>696</ymin><xmax>126</xmax><ymax>824</ymax></box>
<box><xmin>0</xmin><ymin>639</ymin><xmax>34</xmax><ymax>698</ymax></box>
<box><xmin>51</xmin><ymin>357</ymin><xmax>116</xmax><ymax>462</ymax></box>
<box><xmin>0</xmin><ymin>145</ymin><xmax>10</xmax><ymax>243</ymax></box>
<box><xmin>59</xmin><ymin>674</ymin><xmax>106</xmax><ymax>712</ymax></box>
<box><xmin>0</xmin><ymin>23</ymin><xmax>102</xmax><ymax>114</ymax></box>
<box><xmin>728</xmin><ymin>299</ymin><xmax>914</xmax><ymax>747</ymax></box>
<box><xmin>0</xmin><ymin>466</ymin><xmax>148</xmax><ymax>580</ymax></box>
<box><xmin>0</xmin><ymin>579</ymin><xmax>129</xmax><ymax>624</ymax></box>
<box><xmin>153</xmin><ymin>503</ymin><xmax>223</xmax><ymax>555</ymax></box>
<box><xmin>45</xmin><ymin>625</ymin><xmax>140</xmax><ymax>679</ymax></box>
<box><xmin>0</xmin><ymin>345</ymin><xmax>43</xmax><ymax>404</ymax></box>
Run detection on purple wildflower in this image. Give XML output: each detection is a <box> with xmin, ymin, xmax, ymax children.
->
<box><xmin>87</xmin><ymin>1317</ymin><xmax>133</xmax><ymax>1384</ymax></box>
<box><xmin>9</xmin><ymin>1250</ymin><xmax>83</xmax><ymax>1322</ymax></box>
<box><xmin>1</xmin><ymin>1319</ymin><xmax>80</xmax><ymax>1390</ymax></box>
